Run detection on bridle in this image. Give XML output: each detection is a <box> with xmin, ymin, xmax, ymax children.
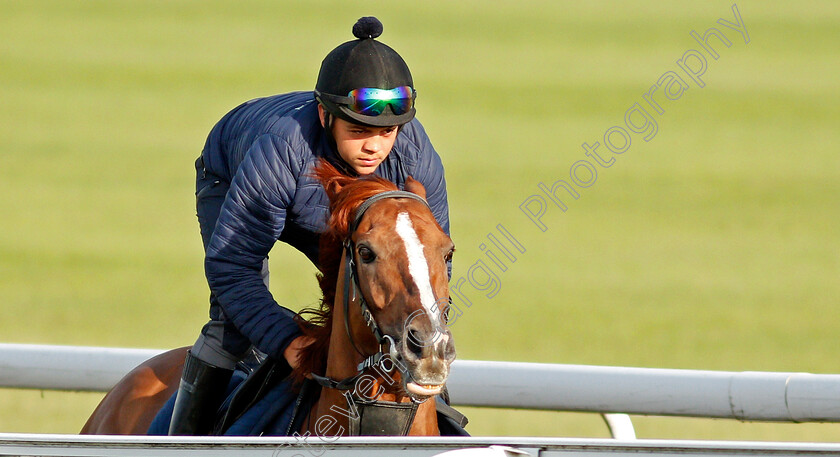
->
<box><xmin>309</xmin><ymin>190</ymin><xmax>438</xmax><ymax>435</ymax></box>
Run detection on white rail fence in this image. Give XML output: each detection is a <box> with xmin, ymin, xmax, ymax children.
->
<box><xmin>4</xmin><ymin>435</ymin><xmax>840</xmax><ymax>457</ymax></box>
<box><xmin>3</xmin><ymin>343</ymin><xmax>840</xmax><ymax>456</ymax></box>
<box><xmin>2</xmin><ymin>343</ymin><xmax>840</xmax><ymax>423</ymax></box>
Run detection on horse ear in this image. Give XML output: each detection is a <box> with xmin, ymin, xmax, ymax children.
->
<box><xmin>324</xmin><ymin>179</ymin><xmax>344</xmax><ymax>200</ymax></box>
<box><xmin>313</xmin><ymin>159</ymin><xmax>348</xmax><ymax>201</ymax></box>
<box><xmin>404</xmin><ymin>176</ymin><xmax>427</xmax><ymax>200</ymax></box>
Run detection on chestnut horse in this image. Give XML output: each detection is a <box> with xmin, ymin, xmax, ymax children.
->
<box><xmin>82</xmin><ymin>161</ymin><xmax>456</xmax><ymax>436</ymax></box>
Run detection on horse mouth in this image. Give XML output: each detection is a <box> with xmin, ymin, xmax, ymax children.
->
<box><xmin>405</xmin><ymin>381</ymin><xmax>443</xmax><ymax>397</ymax></box>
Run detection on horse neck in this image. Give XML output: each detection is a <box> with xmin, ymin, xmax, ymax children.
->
<box><xmin>324</xmin><ymin>272</ymin><xmax>366</xmax><ymax>383</ymax></box>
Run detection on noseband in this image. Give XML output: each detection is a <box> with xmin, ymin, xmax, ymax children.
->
<box><xmin>309</xmin><ymin>190</ymin><xmax>436</xmax><ymax>435</ymax></box>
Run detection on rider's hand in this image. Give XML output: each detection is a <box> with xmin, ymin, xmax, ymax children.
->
<box><xmin>283</xmin><ymin>335</ymin><xmax>315</xmax><ymax>369</ymax></box>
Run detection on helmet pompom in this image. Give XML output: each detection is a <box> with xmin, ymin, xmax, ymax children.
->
<box><xmin>352</xmin><ymin>17</ymin><xmax>383</xmax><ymax>39</ymax></box>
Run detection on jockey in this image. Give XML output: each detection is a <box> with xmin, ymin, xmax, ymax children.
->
<box><xmin>168</xmin><ymin>17</ymin><xmax>450</xmax><ymax>435</ymax></box>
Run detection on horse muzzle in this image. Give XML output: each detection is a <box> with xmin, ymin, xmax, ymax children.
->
<box><xmin>396</xmin><ymin>321</ymin><xmax>456</xmax><ymax>399</ymax></box>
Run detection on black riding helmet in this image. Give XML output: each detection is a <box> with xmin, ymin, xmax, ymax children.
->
<box><xmin>315</xmin><ymin>17</ymin><xmax>416</xmax><ymax>127</ymax></box>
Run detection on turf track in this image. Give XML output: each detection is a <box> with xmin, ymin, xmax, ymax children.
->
<box><xmin>0</xmin><ymin>0</ymin><xmax>838</xmax><ymax>439</ymax></box>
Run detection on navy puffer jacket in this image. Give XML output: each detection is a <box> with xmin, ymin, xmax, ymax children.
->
<box><xmin>201</xmin><ymin>91</ymin><xmax>450</xmax><ymax>362</ymax></box>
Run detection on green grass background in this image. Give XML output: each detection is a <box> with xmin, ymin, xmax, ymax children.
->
<box><xmin>1</xmin><ymin>0</ymin><xmax>838</xmax><ymax>441</ymax></box>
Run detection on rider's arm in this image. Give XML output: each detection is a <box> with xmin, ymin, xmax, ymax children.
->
<box><xmin>402</xmin><ymin>120</ymin><xmax>450</xmax><ymax>237</ymax></box>
<box><xmin>401</xmin><ymin>120</ymin><xmax>452</xmax><ymax>278</ymax></box>
<box><xmin>204</xmin><ymin>133</ymin><xmax>303</xmax><ymax>361</ymax></box>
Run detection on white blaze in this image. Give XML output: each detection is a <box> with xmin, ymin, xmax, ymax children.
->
<box><xmin>394</xmin><ymin>211</ymin><xmax>440</xmax><ymax>327</ymax></box>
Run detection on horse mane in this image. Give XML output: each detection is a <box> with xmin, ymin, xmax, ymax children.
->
<box><xmin>292</xmin><ymin>159</ymin><xmax>399</xmax><ymax>382</ymax></box>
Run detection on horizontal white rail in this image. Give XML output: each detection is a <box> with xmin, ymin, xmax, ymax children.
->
<box><xmin>2</xmin><ymin>435</ymin><xmax>840</xmax><ymax>457</ymax></box>
<box><xmin>2</xmin><ymin>344</ymin><xmax>840</xmax><ymax>423</ymax></box>
<box><xmin>0</xmin><ymin>344</ymin><xmax>162</xmax><ymax>391</ymax></box>
<box><xmin>447</xmin><ymin>360</ymin><xmax>840</xmax><ymax>422</ymax></box>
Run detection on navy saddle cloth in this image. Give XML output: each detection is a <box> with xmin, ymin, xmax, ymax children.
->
<box><xmin>148</xmin><ymin>354</ymin><xmax>469</xmax><ymax>436</ymax></box>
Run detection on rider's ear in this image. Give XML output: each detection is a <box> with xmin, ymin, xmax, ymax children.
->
<box><xmin>404</xmin><ymin>176</ymin><xmax>427</xmax><ymax>200</ymax></box>
<box><xmin>317</xmin><ymin>104</ymin><xmax>327</xmax><ymax>128</ymax></box>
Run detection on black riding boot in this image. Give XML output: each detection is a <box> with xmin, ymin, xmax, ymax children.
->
<box><xmin>168</xmin><ymin>351</ymin><xmax>233</xmax><ymax>435</ymax></box>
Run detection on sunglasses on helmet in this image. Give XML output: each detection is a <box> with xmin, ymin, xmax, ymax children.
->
<box><xmin>317</xmin><ymin>86</ymin><xmax>416</xmax><ymax>116</ymax></box>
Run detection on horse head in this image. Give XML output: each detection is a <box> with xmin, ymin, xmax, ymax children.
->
<box><xmin>299</xmin><ymin>160</ymin><xmax>456</xmax><ymax>407</ymax></box>
<box><xmin>342</xmin><ymin>178</ymin><xmax>456</xmax><ymax>398</ymax></box>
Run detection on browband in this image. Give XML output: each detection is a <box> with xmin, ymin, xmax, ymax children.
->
<box><xmin>351</xmin><ymin>190</ymin><xmax>429</xmax><ymax>234</ymax></box>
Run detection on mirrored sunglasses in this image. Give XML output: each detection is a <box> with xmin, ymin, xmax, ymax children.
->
<box><xmin>318</xmin><ymin>86</ymin><xmax>416</xmax><ymax>116</ymax></box>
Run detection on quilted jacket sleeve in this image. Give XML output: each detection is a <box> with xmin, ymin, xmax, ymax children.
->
<box><xmin>401</xmin><ymin>121</ymin><xmax>452</xmax><ymax>279</ymax></box>
<box><xmin>404</xmin><ymin>122</ymin><xmax>450</xmax><ymax>237</ymax></box>
<box><xmin>204</xmin><ymin>134</ymin><xmax>302</xmax><ymax>361</ymax></box>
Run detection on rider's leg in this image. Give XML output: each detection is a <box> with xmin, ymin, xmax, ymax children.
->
<box><xmin>169</xmin><ymin>256</ymin><xmax>270</xmax><ymax>435</ymax></box>
<box><xmin>170</xmin><ymin>158</ymin><xmax>275</xmax><ymax>435</ymax></box>
<box><xmin>168</xmin><ymin>157</ymin><xmax>244</xmax><ymax>436</ymax></box>
<box><xmin>168</xmin><ymin>320</ymin><xmax>247</xmax><ymax>435</ymax></box>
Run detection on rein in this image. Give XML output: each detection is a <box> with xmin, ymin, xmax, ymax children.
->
<box><xmin>309</xmin><ymin>190</ymin><xmax>433</xmax><ymax>435</ymax></box>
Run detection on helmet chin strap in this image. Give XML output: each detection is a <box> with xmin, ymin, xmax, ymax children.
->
<box><xmin>319</xmin><ymin>108</ymin><xmax>357</xmax><ymax>177</ymax></box>
<box><xmin>323</xmin><ymin>110</ymin><xmax>333</xmax><ymax>139</ymax></box>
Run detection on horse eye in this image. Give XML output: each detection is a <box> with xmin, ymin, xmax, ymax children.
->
<box><xmin>444</xmin><ymin>248</ymin><xmax>454</xmax><ymax>263</ymax></box>
<box><xmin>358</xmin><ymin>246</ymin><xmax>377</xmax><ymax>263</ymax></box>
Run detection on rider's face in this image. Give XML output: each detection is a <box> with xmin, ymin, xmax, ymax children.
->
<box><xmin>319</xmin><ymin>105</ymin><xmax>398</xmax><ymax>175</ymax></box>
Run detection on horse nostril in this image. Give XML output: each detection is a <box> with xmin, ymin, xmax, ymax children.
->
<box><xmin>405</xmin><ymin>328</ymin><xmax>425</xmax><ymax>360</ymax></box>
<box><xmin>444</xmin><ymin>336</ymin><xmax>457</xmax><ymax>363</ymax></box>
